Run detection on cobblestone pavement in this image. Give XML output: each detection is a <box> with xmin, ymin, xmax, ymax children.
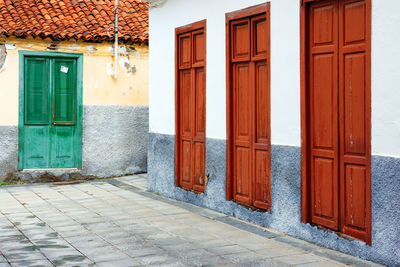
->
<box><xmin>0</xmin><ymin>175</ymin><xmax>382</xmax><ymax>267</ymax></box>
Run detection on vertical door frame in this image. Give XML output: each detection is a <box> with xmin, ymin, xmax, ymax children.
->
<box><xmin>174</xmin><ymin>20</ymin><xmax>207</xmax><ymax>190</ymax></box>
<box><xmin>300</xmin><ymin>0</ymin><xmax>311</xmax><ymax>226</ymax></box>
<box><xmin>18</xmin><ymin>50</ymin><xmax>83</xmax><ymax>170</ymax></box>
<box><xmin>300</xmin><ymin>0</ymin><xmax>371</xmax><ymax>244</ymax></box>
<box><xmin>226</xmin><ymin>2</ymin><xmax>270</xmax><ymax>202</ymax></box>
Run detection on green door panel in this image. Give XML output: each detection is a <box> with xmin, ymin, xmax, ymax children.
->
<box><xmin>50</xmin><ymin>126</ymin><xmax>76</xmax><ymax>168</ymax></box>
<box><xmin>20</xmin><ymin>52</ymin><xmax>82</xmax><ymax>170</ymax></box>
<box><xmin>23</xmin><ymin>57</ymin><xmax>51</xmax><ymax>168</ymax></box>
<box><xmin>25</xmin><ymin>58</ymin><xmax>50</xmax><ymax>124</ymax></box>
<box><xmin>23</xmin><ymin>126</ymin><xmax>50</xmax><ymax>169</ymax></box>
<box><xmin>50</xmin><ymin>58</ymin><xmax>78</xmax><ymax>168</ymax></box>
<box><xmin>53</xmin><ymin>59</ymin><xmax>76</xmax><ymax>124</ymax></box>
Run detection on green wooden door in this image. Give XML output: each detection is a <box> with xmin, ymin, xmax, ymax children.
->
<box><xmin>21</xmin><ymin>56</ymin><xmax>80</xmax><ymax>169</ymax></box>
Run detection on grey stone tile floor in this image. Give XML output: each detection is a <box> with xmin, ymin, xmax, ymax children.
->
<box><xmin>0</xmin><ymin>174</ymin><xmax>382</xmax><ymax>267</ymax></box>
<box><xmin>117</xmin><ymin>174</ymin><xmax>147</xmax><ymax>191</ymax></box>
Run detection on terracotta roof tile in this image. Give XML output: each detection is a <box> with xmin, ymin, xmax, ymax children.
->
<box><xmin>0</xmin><ymin>0</ymin><xmax>148</xmax><ymax>44</ymax></box>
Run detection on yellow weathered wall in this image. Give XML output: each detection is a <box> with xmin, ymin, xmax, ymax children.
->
<box><xmin>0</xmin><ymin>37</ymin><xmax>149</xmax><ymax>126</ymax></box>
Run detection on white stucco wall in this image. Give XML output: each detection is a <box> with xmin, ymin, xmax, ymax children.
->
<box><xmin>371</xmin><ymin>1</ymin><xmax>400</xmax><ymax>157</ymax></box>
<box><xmin>149</xmin><ymin>0</ymin><xmax>400</xmax><ymax>157</ymax></box>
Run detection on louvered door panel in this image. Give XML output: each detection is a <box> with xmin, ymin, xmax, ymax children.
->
<box><xmin>23</xmin><ymin>57</ymin><xmax>50</xmax><ymax>168</ymax></box>
<box><xmin>25</xmin><ymin>58</ymin><xmax>49</xmax><ymax>124</ymax></box>
<box><xmin>53</xmin><ymin>59</ymin><xmax>76</xmax><ymax>124</ymax></box>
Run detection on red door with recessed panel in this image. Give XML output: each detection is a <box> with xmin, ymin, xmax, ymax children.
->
<box><xmin>304</xmin><ymin>0</ymin><xmax>371</xmax><ymax>243</ymax></box>
<box><xmin>308</xmin><ymin>0</ymin><xmax>340</xmax><ymax>231</ymax></box>
<box><xmin>226</xmin><ymin>4</ymin><xmax>271</xmax><ymax>210</ymax></box>
<box><xmin>175</xmin><ymin>20</ymin><xmax>206</xmax><ymax>192</ymax></box>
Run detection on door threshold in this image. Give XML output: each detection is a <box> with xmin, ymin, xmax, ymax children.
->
<box><xmin>20</xmin><ymin>168</ymin><xmax>80</xmax><ymax>173</ymax></box>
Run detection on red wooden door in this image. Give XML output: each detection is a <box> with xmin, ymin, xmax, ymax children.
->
<box><xmin>306</xmin><ymin>0</ymin><xmax>371</xmax><ymax>243</ymax></box>
<box><xmin>228</xmin><ymin>4</ymin><xmax>271</xmax><ymax>210</ymax></box>
<box><xmin>175</xmin><ymin>21</ymin><xmax>206</xmax><ymax>192</ymax></box>
<box><xmin>308</xmin><ymin>0</ymin><xmax>340</xmax><ymax>231</ymax></box>
<box><xmin>338</xmin><ymin>0</ymin><xmax>371</xmax><ymax>242</ymax></box>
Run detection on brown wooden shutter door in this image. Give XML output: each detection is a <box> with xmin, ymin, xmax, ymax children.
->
<box><xmin>228</xmin><ymin>4</ymin><xmax>271</xmax><ymax>210</ymax></box>
<box><xmin>338</xmin><ymin>0</ymin><xmax>371</xmax><ymax>242</ymax></box>
<box><xmin>305</xmin><ymin>0</ymin><xmax>371</xmax><ymax>243</ymax></box>
<box><xmin>192</xmin><ymin>28</ymin><xmax>206</xmax><ymax>192</ymax></box>
<box><xmin>308</xmin><ymin>0</ymin><xmax>340</xmax><ymax>231</ymax></box>
<box><xmin>252</xmin><ymin>14</ymin><xmax>271</xmax><ymax>210</ymax></box>
<box><xmin>176</xmin><ymin>21</ymin><xmax>206</xmax><ymax>193</ymax></box>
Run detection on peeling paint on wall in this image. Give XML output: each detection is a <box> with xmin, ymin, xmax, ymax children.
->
<box><xmin>86</xmin><ymin>45</ymin><xmax>98</xmax><ymax>54</ymax></box>
<box><xmin>108</xmin><ymin>44</ymin><xmax>141</xmax><ymax>77</ymax></box>
<box><xmin>5</xmin><ymin>43</ymin><xmax>16</xmax><ymax>50</ymax></box>
<box><xmin>47</xmin><ymin>43</ymin><xmax>58</xmax><ymax>50</ymax></box>
<box><xmin>119</xmin><ymin>55</ymin><xmax>136</xmax><ymax>75</ymax></box>
<box><xmin>67</xmin><ymin>44</ymin><xmax>80</xmax><ymax>51</ymax></box>
<box><xmin>0</xmin><ymin>37</ymin><xmax>149</xmax><ymax>126</ymax></box>
<box><xmin>106</xmin><ymin>61</ymin><xmax>115</xmax><ymax>76</ymax></box>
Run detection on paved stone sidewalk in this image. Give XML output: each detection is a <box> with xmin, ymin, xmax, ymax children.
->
<box><xmin>0</xmin><ymin>175</ymin><xmax>381</xmax><ymax>267</ymax></box>
<box><xmin>116</xmin><ymin>174</ymin><xmax>148</xmax><ymax>191</ymax></box>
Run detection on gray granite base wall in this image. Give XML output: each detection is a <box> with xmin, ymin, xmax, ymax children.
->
<box><xmin>148</xmin><ymin>132</ymin><xmax>400</xmax><ymax>266</ymax></box>
<box><xmin>82</xmin><ymin>105</ymin><xmax>148</xmax><ymax>178</ymax></box>
<box><xmin>0</xmin><ymin>105</ymin><xmax>148</xmax><ymax>181</ymax></box>
<box><xmin>0</xmin><ymin>126</ymin><xmax>18</xmax><ymax>180</ymax></box>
